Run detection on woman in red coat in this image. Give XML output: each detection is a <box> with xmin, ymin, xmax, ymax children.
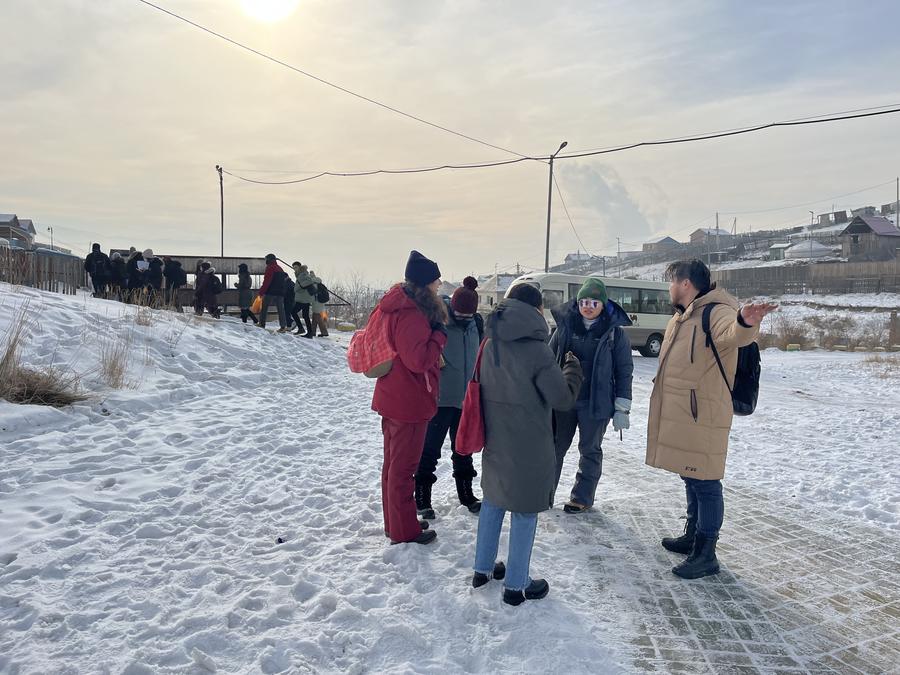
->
<box><xmin>372</xmin><ymin>251</ymin><xmax>448</xmax><ymax>545</ymax></box>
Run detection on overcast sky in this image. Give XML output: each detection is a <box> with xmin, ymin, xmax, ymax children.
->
<box><xmin>2</xmin><ymin>0</ymin><xmax>900</xmax><ymax>283</ymax></box>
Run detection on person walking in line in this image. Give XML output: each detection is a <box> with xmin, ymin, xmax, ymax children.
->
<box><xmin>291</xmin><ymin>262</ymin><xmax>315</xmax><ymax>336</ymax></box>
<box><xmin>549</xmin><ymin>278</ymin><xmax>634</xmax><ymax>513</ymax></box>
<box><xmin>193</xmin><ymin>261</ymin><xmax>221</xmax><ymax>318</ymax></box>
<box><xmin>372</xmin><ymin>251</ymin><xmax>448</xmax><ymax>546</ymax></box>
<box><xmin>108</xmin><ymin>252</ymin><xmax>127</xmax><ymax>302</ymax></box>
<box><xmin>283</xmin><ymin>270</ymin><xmax>297</xmax><ymax>331</ymax></box>
<box><xmin>308</xmin><ymin>270</ymin><xmax>329</xmax><ymax>337</ymax></box>
<box><xmin>648</xmin><ymin>260</ymin><xmax>775</xmax><ymax>579</ymax></box>
<box><xmin>145</xmin><ymin>250</ymin><xmax>164</xmax><ymax>306</ymax></box>
<box><xmin>415</xmin><ymin>277</ymin><xmax>483</xmax><ymax>520</ymax></box>
<box><xmin>125</xmin><ymin>249</ymin><xmax>146</xmax><ymax>304</ymax></box>
<box><xmin>472</xmin><ymin>282</ymin><xmax>582</xmax><ymax>605</ymax></box>
<box><xmin>235</xmin><ymin>263</ymin><xmax>258</xmax><ymax>324</ymax></box>
<box><xmin>257</xmin><ymin>253</ymin><xmax>289</xmax><ymax>332</ymax></box>
<box><xmin>163</xmin><ymin>257</ymin><xmax>187</xmax><ymax>312</ymax></box>
<box><xmin>83</xmin><ymin>243</ymin><xmax>110</xmax><ymax>298</ymax></box>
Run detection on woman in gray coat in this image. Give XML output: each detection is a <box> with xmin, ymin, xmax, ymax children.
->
<box><xmin>472</xmin><ymin>283</ymin><xmax>582</xmax><ymax>606</ymax></box>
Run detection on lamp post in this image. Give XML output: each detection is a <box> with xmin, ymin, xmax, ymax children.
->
<box><xmin>47</xmin><ymin>226</ymin><xmax>54</xmax><ymax>250</ymax></box>
<box><xmin>544</xmin><ymin>141</ymin><xmax>568</xmax><ymax>273</ymax></box>
<box><xmin>216</xmin><ymin>165</ymin><xmax>224</xmax><ymax>258</ymax></box>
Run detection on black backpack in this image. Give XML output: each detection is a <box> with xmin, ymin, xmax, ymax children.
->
<box><xmin>210</xmin><ymin>275</ymin><xmax>223</xmax><ymax>294</ymax></box>
<box><xmin>701</xmin><ymin>304</ymin><xmax>761</xmax><ymax>416</ymax></box>
<box><xmin>316</xmin><ymin>283</ymin><xmax>330</xmax><ymax>303</ymax></box>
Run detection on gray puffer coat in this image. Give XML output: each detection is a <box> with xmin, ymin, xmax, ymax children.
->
<box><xmin>480</xmin><ymin>299</ymin><xmax>582</xmax><ymax>513</ymax></box>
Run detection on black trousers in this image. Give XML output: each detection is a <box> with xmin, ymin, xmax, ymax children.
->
<box><xmin>415</xmin><ymin>407</ymin><xmax>476</xmax><ymax>484</ymax></box>
<box><xmin>240</xmin><ymin>309</ymin><xmax>258</xmax><ymax>324</ymax></box>
<box><xmin>296</xmin><ymin>303</ymin><xmax>314</xmax><ymax>335</ymax></box>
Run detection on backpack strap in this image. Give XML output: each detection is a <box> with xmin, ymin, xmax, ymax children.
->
<box><xmin>472</xmin><ymin>339</ymin><xmax>487</xmax><ymax>383</ymax></box>
<box><xmin>701</xmin><ymin>303</ymin><xmax>733</xmax><ymax>393</ymax></box>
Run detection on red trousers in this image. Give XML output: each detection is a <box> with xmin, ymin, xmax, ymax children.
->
<box><xmin>381</xmin><ymin>417</ymin><xmax>428</xmax><ymax>543</ymax></box>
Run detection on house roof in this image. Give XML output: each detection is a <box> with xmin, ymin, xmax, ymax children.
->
<box><xmin>646</xmin><ymin>235</ymin><xmax>679</xmax><ymax>245</ymax></box>
<box><xmin>18</xmin><ymin>218</ymin><xmax>36</xmax><ymax>234</ymax></box>
<box><xmin>692</xmin><ymin>228</ymin><xmax>732</xmax><ymax>237</ymax></box>
<box><xmin>769</xmin><ymin>243</ymin><xmax>792</xmax><ymax>249</ymax></box>
<box><xmin>0</xmin><ymin>214</ymin><xmax>18</xmax><ymax>225</ymax></box>
<box><xmin>840</xmin><ymin>215</ymin><xmax>900</xmax><ymax>238</ymax></box>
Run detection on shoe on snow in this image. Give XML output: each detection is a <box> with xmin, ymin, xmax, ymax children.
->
<box><xmin>672</xmin><ymin>534</ymin><xmax>720</xmax><ymax>579</ymax></box>
<box><xmin>384</xmin><ymin>521</ymin><xmax>429</xmax><ymax>538</ymax></box>
<box><xmin>464</xmin><ymin>499</ymin><xmax>482</xmax><ymax>514</ymax></box>
<box><xmin>503</xmin><ymin>579</ymin><xmax>550</xmax><ymax>606</ymax></box>
<box><xmin>563</xmin><ymin>502</ymin><xmax>588</xmax><ymax>514</ymax></box>
<box><xmin>391</xmin><ymin>530</ymin><xmax>437</xmax><ymax>546</ymax></box>
<box><xmin>417</xmin><ymin>507</ymin><xmax>436</xmax><ymax>520</ymax></box>
<box><xmin>662</xmin><ymin>518</ymin><xmax>697</xmax><ymax>555</ymax></box>
<box><xmin>472</xmin><ymin>562</ymin><xmax>506</xmax><ymax>588</ymax></box>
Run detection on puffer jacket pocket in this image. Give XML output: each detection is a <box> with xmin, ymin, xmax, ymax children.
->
<box><xmin>690</xmin><ymin>389</ymin><xmax>698</xmax><ymax>422</ymax></box>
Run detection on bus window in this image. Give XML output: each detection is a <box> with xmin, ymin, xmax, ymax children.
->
<box><xmin>639</xmin><ymin>288</ymin><xmax>672</xmax><ymax>315</ymax></box>
<box><xmin>541</xmin><ymin>289</ymin><xmax>565</xmax><ymax>310</ymax></box>
<box><xmin>606</xmin><ymin>286</ymin><xmax>638</xmax><ymax>313</ymax></box>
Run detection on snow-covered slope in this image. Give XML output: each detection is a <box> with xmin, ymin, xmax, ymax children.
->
<box><xmin>1</xmin><ymin>284</ymin><xmax>898</xmax><ymax>673</ymax></box>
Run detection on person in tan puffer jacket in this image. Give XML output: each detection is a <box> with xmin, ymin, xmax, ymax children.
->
<box><xmin>647</xmin><ymin>259</ymin><xmax>776</xmax><ymax>580</ymax></box>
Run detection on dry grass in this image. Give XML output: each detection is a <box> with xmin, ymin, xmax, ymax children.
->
<box><xmin>862</xmin><ymin>353</ymin><xmax>900</xmax><ymax>378</ymax></box>
<box><xmin>0</xmin><ymin>304</ymin><xmax>86</xmax><ymax>407</ymax></box>
<box><xmin>134</xmin><ymin>306</ymin><xmax>154</xmax><ymax>327</ymax></box>
<box><xmin>98</xmin><ymin>334</ymin><xmax>133</xmax><ymax>389</ymax></box>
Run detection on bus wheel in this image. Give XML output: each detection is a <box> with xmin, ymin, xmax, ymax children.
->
<box><xmin>641</xmin><ymin>333</ymin><xmax>663</xmax><ymax>358</ymax></box>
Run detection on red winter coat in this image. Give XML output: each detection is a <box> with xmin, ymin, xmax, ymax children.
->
<box><xmin>372</xmin><ymin>286</ymin><xmax>448</xmax><ymax>423</ymax></box>
<box><xmin>258</xmin><ymin>261</ymin><xmax>282</xmax><ymax>297</ymax></box>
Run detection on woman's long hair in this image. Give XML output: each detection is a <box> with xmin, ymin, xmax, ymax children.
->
<box><xmin>401</xmin><ymin>281</ymin><xmax>448</xmax><ymax>326</ymax></box>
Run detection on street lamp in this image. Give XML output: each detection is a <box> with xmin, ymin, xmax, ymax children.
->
<box><xmin>47</xmin><ymin>226</ymin><xmax>54</xmax><ymax>250</ymax></box>
<box><xmin>544</xmin><ymin>141</ymin><xmax>568</xmax><ymax>273</ymax></box>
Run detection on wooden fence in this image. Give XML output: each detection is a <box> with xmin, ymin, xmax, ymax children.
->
<box><xmin>712</xmin><ymin>259</ymin><xmax>900</xmax><ymax>297</ymax></box>
<box><xmin>0</xmin><ymin>248</ymin><xmax>86</xmax><ymax>295</ymax></box>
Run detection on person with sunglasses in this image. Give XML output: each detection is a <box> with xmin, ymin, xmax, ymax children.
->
<box><xmin>549</xmin><ymin>278</ymin><xmax>634</xmax><ymax>513</ymax></box>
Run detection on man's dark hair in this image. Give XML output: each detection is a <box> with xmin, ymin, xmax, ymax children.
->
<box><xmin>665</xmin><ymin>259</ymin><xmax>711</xmax><ymax>294</ymax></box>
<box><xmin>507</xmin><ymin>282</ymin><xmax>543</xmax><ymax>308</ymax></box>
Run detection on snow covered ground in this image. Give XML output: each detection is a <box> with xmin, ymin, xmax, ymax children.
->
<box><xmin>1</xmin><ymin>284</ymin><xmax>898</xmax><ymax>673</ymax></box>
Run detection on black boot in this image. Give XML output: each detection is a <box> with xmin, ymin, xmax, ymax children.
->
<box><xmin>472</xmin><ymin>562</ymin><xmax>506</xmax><ymax>588</ymax></box>
<box><xmin>415</xmin><ymin>478</ymin><xmax>436</xmax><ymax>520</ymax></box>
<box><xmin>390</xmin><ymin>529</ymin><xmax>437</xmax><ymax>546</ymax></box>
<box><xmin>455</xmin><ymin>475</ymin><xmax>481</xmax><ymax>514</ymax></box>
<box><xmin>662</xmin><ymin>517</ymin><xmax>697</xmax><ymax>555</ymax></box>
<box><xmin>672</xmin><ymin>533</ymin><xmax>720</xmax><ymax>579</ymax></box>
<box><xmin>503</xmin><ymin>579</ymin><xmax>550</xmax><ymax>606</ymax></box>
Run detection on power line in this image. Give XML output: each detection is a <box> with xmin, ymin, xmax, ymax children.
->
<box><xmin>134</xmin><ymin>0</ymin><xmax>528</xmax><ymax>158</ymax></box>
<box><xmin>223</xmin><ymin>106</ymin><xmax>900</xmax><ymax>186</ymax></box>
<box><xmin>551</xmin><ymin>175</ymin><xmax>592</xmax><ymax>255</ymax></box>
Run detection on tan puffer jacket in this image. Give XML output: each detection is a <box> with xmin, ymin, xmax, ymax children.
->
<box><xmin>645</xmin><ymin>287</ymin><xmax>759</xmax><ymax>481</ymax></box>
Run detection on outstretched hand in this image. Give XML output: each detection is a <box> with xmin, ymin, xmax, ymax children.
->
<box><xmin>740</xmin><ymin>302</ymin><xmax>779</xmax><ymax>326</ymax></box>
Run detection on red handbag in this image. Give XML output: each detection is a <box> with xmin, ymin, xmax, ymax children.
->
<box><xmin>456</xmin><ymin>340</ymin><xmax>487</xmax><ymax>456</ymax></box>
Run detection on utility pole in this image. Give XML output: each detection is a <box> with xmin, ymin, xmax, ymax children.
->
<box><xmin>216</xmin><ymin>165</ymin><xmax>224</xmax><ymax>258</ymax></box>
<box><xmin>616</xmin><ymin>238</ymin><xmax>621</xmax><ymax>278</ymax></box>
<box><xmin>544</xmin><ymin>141</ymin><xmax>568</xmax><ymax>273</ymax></box>
<box><xmin>809</xmin><ymin>210</ymin><xmax>815</xmax><ymax>262</ymax></box>
<box><xmin>715</xmin><ymin>212</ymin><xmax>720</xmax><ymax>263</ymax></box>
<box><xmin>896</xmin><ymin>177</ymin><xmax>899</xmax><ymax>227</ymax></box>
<box><xmin>516</xmin><ymin>262</ymin><xmax>521</xmax><ymax>276</ymax></box>
<box><xmin>47</xmin><ymin>226</ymin><xmax>54</xmax><ymax>250</ymax></box>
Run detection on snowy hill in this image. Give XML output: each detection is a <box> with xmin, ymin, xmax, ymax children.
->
<box><xmin>1</xmin><ymin>284</ymin><xmax>899</xmax><ymax>673</ymax></box>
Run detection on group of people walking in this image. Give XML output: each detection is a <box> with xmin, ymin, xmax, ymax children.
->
<box><xmin>234</xmin><ymin>254</ymin><xmax>330</xmax><ymax>337</ymax></box>
<box><xmin>83</xmin><ymin>245</ymin><xmax>332</xmax><ymax>336</ymax></box>
<box><xmin>84</xmin><ymin>245</ymin><xmax>187</xmax><ymax>308</ymax></box>
<box><xmin>370</xmin><ymin>251</ymin><xmax>775</xmax><ymax>606</ymax></box>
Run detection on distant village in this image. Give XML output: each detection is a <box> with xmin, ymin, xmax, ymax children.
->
<box><xmin>3</xmin><ymin>202</ymin><xmax>900</xmax><ymax>306</ymax></box>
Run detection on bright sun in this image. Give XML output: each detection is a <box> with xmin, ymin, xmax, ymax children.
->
<box><xmin>240</xmin><ymin>0</ymin><xmax>300</xmax><ymax>23</ymax></box>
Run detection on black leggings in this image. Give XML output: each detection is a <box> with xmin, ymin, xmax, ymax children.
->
<box><xmin>240</xmin><ymin>309</ymin><xmax>258</xmax><ymax>324</ymax></box>
<box><xmin>295</xmin><ymin>303</ymin><xmax>314</xmax><ymax>334</ymax></box>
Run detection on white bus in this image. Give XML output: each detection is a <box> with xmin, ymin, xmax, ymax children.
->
<box><xmin>504</xmin><ymin>273</ymin><xmax>672</xmax><ymax>357</ymax></box>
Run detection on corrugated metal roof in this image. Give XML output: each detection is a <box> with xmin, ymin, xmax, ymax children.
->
<box><xmin>841</xmin><ymin>215</ymin><xmax>900</xmax><ymax>237</ymax></box>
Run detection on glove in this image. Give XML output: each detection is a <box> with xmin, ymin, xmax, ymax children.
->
<box><xmin>612</xmin><ymin>397</ymin><xmax>631</xmax><ymax>432</ymax></box>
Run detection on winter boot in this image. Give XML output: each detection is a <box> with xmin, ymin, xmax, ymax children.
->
<box><xmin>503</xmin><ymin>579</ymin><xmax>550</xmax><ymax>606</ymax></box>
<box><xmin>662</xmin><ymin>518</ymin><xmax>697</xmax><ymax>555</ymax></box>
<box><xmin>472</xmin><ymin>562</ymin><xmax>506</xmax><ymax>588</ymax></box>
<box><xmin>391</xmin><ymin>529</ymin><xmax>437</xmax><ymax>546</ymax></box>
<box><xmin>672</xmin><ymin>534</ymin><xmax>720</xmax><ymax>579</ymax></box>
<box><xmin>415</xmin><ymin>478</ymin><xmax>436</xmax><ymax>520</ymax></box>
<box><xmin>455</xmin><ymin>476</ymin><xmax>481</xmax><ymax>514</ymax></box>
<box><xmin>383</xmin><ymin>521</ymin><xmax>430</xmax><ymax>538</ymax></box>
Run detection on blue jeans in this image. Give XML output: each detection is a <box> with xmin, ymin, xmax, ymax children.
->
<box><xmin>683</xmin><ymin>477</ymin><xmax>724</xmax><ymax>537</ymax></box>
<box><xmin>553</xmin><ymin>402</ymin><xmax>609</xmax><ymax>507</ymax></box>
<box><xmin>473</xmin><ymin>498</ymin><xmax>538</xmax><ymax>592</ymax></box>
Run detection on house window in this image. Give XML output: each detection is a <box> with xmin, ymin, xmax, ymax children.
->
<box><xmin>851</xmin><ymin>235</ymin><xmax>859</xmax><ymax>245</ymax></box>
